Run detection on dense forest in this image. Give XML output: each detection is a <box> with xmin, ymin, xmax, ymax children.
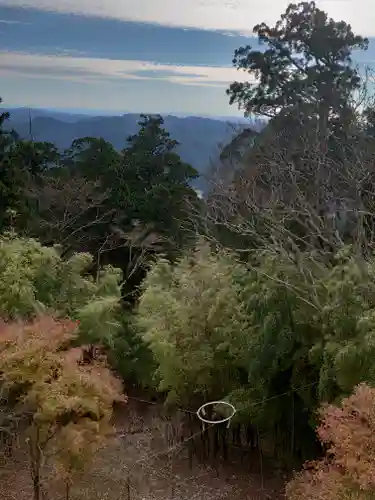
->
<box><xmin>2</xmin><ymin>1</ymin><xmax>375</xmax><ymax>499</ymax></box>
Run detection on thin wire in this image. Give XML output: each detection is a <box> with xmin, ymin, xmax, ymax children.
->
<box><xmin>126</xmin><ymin>379</ymin><xmax>319</xmax><ymax>419</ymax></box>
<box><xmin>126</xmin><ymin>395</ymin><xmax>196</xmax><ymax>415</ymax></box>
<box><xmin>246</xmin><ymin>380</ymin><xmax>319</xmax><ymax>410</ymax></box>
<box><xmin>120</xmin><ymin>378</ymin><xmax>321</xmax><ymax>490</ymax></box>
<box><xmin>138</xmin><ymin>380</ymin><xmax>321</xmax><ymax>494</ymax></box>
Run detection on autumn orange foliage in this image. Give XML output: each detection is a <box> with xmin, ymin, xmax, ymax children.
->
<box><xmin>286</xmin><ymin>383</ymin><xmax>375</xmax><ymax>500</ymax></box>
<box><xmin>0</xmin><ymin>315</ymin><xmax>125</xmax><ymax>499</ymax></box>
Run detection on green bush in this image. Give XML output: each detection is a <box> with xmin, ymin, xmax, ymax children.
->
<box><xmin>0</xmin><ymin>233</ymin><xmax>122</xmax><ymax>348</ymax></box>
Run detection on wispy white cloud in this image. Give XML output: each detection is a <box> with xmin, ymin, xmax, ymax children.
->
<box><xmin>0</xmin><ymin>51</ymin><xmax>255</xmax><ymax>88</ymax></box>
<box><xmin>0</xmin><ymin>19</ymin><xmax>29</xmax><ymax>24</ymax></box>
<box><xmin>0</xmin><ymin>0</ymin><xmax>373</xmax><ymax>36</ymax></box>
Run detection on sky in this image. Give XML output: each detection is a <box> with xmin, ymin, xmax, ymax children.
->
<box><xmin>0</xmin><ymin>1</ymin><xmax>374</xmax><ymax>116</ymax></box>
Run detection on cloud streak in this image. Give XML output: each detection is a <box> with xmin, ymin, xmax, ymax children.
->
<box><xmin>0</xmin><ymin>19</ymin><xmax>30</xmax><ymax>24</ymax></box>
<box><xmin>0</xmin><ymin>0</ymin><xmax>373</xmax><ymax>35</ymax></box>
<box><xmin>0</xmin><ymin>51</ymin><xmax>255</xmax><ymax>88</ymax></box>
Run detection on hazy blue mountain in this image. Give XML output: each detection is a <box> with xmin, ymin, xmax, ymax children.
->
<box><xmin>4</xmin><ymin>109</ymin><xmax>263</xmax><ymax>191</ymax></box>
<box><xmin>3</xmin><ymin>107</ymin><xmax>94</xmax><ymax>123</ymax></box>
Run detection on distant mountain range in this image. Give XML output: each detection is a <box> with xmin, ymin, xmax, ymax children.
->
<box><xmin>3</xmin><ymin>108</ymin><xmax>264</xmax><ymax>191</ymax></box>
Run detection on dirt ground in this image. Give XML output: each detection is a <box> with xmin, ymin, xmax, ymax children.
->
<box><xmin>0</xmin><ymin>399</ymin><xmax>286</xmax><ymax>500</ymax></box>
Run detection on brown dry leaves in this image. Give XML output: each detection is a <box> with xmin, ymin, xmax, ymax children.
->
<box><xmin>287</xmin><ymin>384</ymin><xmax>375</xmax><ymax>500</ymax></box>
<box><xmin>0</xmin><ymin>315</ymin><xmax>125</xmax><ymax>482</ymax></box>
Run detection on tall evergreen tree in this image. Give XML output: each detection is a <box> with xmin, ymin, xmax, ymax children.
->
<box><xmin>228</xmin><ymin>1</ymin><xmax>368</xmax><ymax>129</ymax></box>
<box><xmin>112</xmin><ymin>114</ymin><xmax>200</xmax><ymax>250</ymax></box>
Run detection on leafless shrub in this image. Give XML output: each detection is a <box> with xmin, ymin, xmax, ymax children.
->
<box><xmin>25</xmin><ymin>174</ymin><xmax>114</xmax><ymax>253</ymax></box>
<box><xmin>204</xmin><ymin>111</ymin><xmax>375</xmax><ymax>260</ymax></box>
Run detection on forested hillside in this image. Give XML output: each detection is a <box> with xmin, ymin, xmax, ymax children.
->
<box><xmin>3</xmin><ymin>2</ymin><xmax>375</xmax><ymax>500</ymax></box>
<box><xmin>3</xmin><ymin>111</ymin><xmax>260</xmax><ymax>192</ymax></box>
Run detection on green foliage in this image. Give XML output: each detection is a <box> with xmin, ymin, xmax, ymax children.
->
<box><xmin>228</xmin><ymin>1</ymin><xmax>368</xmax><ymax>121</ymax></box>
<box><xmin>61</xmin><ymin>115</ymin><xmax>200</xmax><ymax>254</ymax></box>
<box><xmin>136</xmin><ymin>243</ymin><xmax>251</xmax><ymax>406</ymax></box>
<box><xmin>63</xmin><ymin>136</ymin><xmax>120</xmax><ymax>179</ymax></box>
<box><xmin>114</xmin><ymin>114</ymin><xmax>201</xmax><ymax>251</ymax></box>
<box><xmin>137</xmin><ymin>242</ymin><xmax>375</xmax><ymax>462</ymax></box>
<box><xmin>0</xmin><ymin>103</ymin><xmax>201</xmax><ymax>391</ymax></box>
<box><xmin>108</xmin><ymin>313</ymin><xmax>156</xmax><ymax>388</ymax></box>
<box><xmin>311</xmin><ymin>248</ymin><xmax>375</xmax><ymax>400</ymax></box>
<box><xmin>19</xmin><ymin>112</ymin><xmax>201</xmax><ymax>290</ymax></box>
<box><xmin>0</xmin><ymin>234</ymin><xmax>122</xmax><ymax>347</ymax></box>
<box><xmin>236</xmin><ymin>246</ymin><xmax>375</xmax><ymax>411</ymax></box>
<box><xmin>11</xmin><ymin>140</ymin><xmax>60</xmax><ymax>176</ymax></box>
<box><xmin>3</xmin><ymin>0</ymin><xmax>375</xmax><ymax>476</ymax></box>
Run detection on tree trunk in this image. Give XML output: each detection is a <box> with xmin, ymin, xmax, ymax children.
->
<box><xmin>29</xmin><ymin>428</ymin><xmax>42</xmax><ymax>500</ymax></box>
<box><xmin>33</xmin><ymin>476</ymin><xmax>41</xmax><ymax>500</ymax></box>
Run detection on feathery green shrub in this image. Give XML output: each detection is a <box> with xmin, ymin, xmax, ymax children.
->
<box><xmin>137</xmin><ymin>243</ymin><xmax>375</xmax><ymax>462</ymax></box>
<box><xmin>0</xmin><ymin>233</ymin><xmax>122</xmax><ymax>348</ymax></box>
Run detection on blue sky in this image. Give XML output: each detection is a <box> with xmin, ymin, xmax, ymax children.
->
<box><xmin>0</xmin><ymin>1</ymin><xmax>374</xmax><ymax>116</ymax></box>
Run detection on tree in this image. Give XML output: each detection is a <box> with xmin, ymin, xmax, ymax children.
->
<box><xmin>287</xmin><ymin>383</ymin><xmax>375</xmax><ymax>500</ymax></box>
<box><xmin>0</xmin><ymin>315</ymin><xmax>124</xmax><ymax>500</ymax></box>
<box><xmin>363</xmin><ymin>104</ymin><xmax>375</xmax><ymax>138</ymax></box>
<box><xmin>62</xmin><ymin>118</ymin><xmax>200</xmax><ymax>252</ymax></box>
<box><xmin>212</xmin><ymin>3</ymin><xmax>375</xmax><ymax>257</ymax></box>
<box><xmin>40</xmin><ymin>118</ymin><xmax>201</xmax><ymax>286</ymax></box>
<box><xmin>228</xmin><ymin>1</ymin><xmax>368</xmax><ymax>124</ymax></box>
<box><xmin>59</xmin><ymin>116</ymin><xmax>203</xmax><ymax>304</ymax></box>
<box><xmin>136</xmin><ymin>243</ymin><xmax>251</xmax><ymax>407</ymax></box>
<box><xmin>207</xmin><ymin>119</ymin><xmax>375</xmax><ymax>257</ymax></box>
<box><xmin>216</xmin><ymin>3</ymin><xmax>373</xmax><ymax>262</ymax></box>
<box><xmin>114</xmin><ymin>115</ymin><xmax>200</xmax><ymax>251</ymax></box>
<box><xmin>23</xmin><ymin>138</ymin><xmax>121</xmax><ymax>260</ymax></box>
<box><xmin>11</xmin><ymin>140</ymin><xmax>60</xmax><ymax>177</ymax></box>
<box><xmin>136</xmin><ymin>243</ymin><xmax>322</xmax><ymax>463</ymax></box>
<box><xmin>0</xmin><ymin>99</ymin><xmax>23</xmax><ymax>232</ymax></box>
<box><xmin>62</xmin><ymin>136</ymin><xmax>121</xmax><ymax>180</ymax></box>
<box><xmin>137</xmin><ymin>238</ymin><xmax>375</xmax><ymax>465</ymax></box>
<box><xmin>25</xmin><ymin>171</ymin><xmax>114</xmax><ymax>256</ymax></box>
<box><xmin>0</xmin><ymin>101</ymin><xmax>62</xmax><ymax>233</ymax></box>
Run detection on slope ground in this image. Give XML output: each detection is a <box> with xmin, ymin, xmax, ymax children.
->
<box><xmin>1</xmin><ymin>399</ymin><xmax>285</xmax><ymax>500</ymax></box>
